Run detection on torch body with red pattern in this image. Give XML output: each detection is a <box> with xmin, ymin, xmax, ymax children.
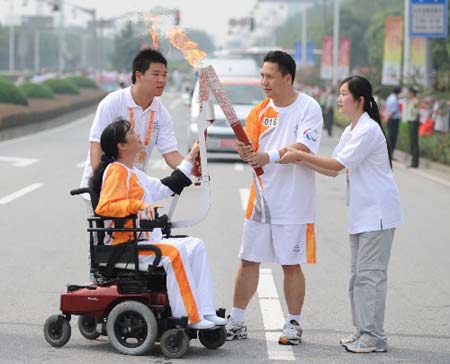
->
<box><xmin>191</xmin><ymin>65</ymin><xmax>263</xmax><ymax>177</ymax></box>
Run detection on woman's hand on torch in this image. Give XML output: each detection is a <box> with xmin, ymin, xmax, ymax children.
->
<box><xmin>247</xmin><ymin>151</ymin><xmax>269</xmax><ymax>168</ymax></box>
<box><xmin>278</xmin><ymin>147</ymin><xmax>303</xmax><ymax>164</ymax></box>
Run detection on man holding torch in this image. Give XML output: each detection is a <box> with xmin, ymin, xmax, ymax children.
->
<box><xmin>227</xmin><ymin>51</ymin><xmax>323</xmax><ymax>345</ymax></box>
<box><xmin>80</xmin><ymin>48</ymin><xmax>188</xmax><ymax>207</ymax></box>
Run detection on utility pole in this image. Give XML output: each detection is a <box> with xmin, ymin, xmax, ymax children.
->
<box><xmin>34</xmin><ymin>32</ymin><xmax>40</xmax><ymax>74</ymax></box>
<box><xmin>9</xmin><ymin>0</ymin><xmax>15</xmax><ymax>72</ymax></box>
<box><xmin>332</xmin><ymin>0</ymin><xmax>340</xmax><ymax>85</ymax></box>
<box><xmin>57</xmin><ymin>0</ymin><xmax>65</xmax><ymax>74</ymax></box>
<box><xmin>301</xmin><ymin>5</ymin><xmax>307</xmax><ymax>67</ymax></box>
<box><xmin>402</xmin><ymin>0</ymin><xmax>410</xmax><ymax>84</ymax></box>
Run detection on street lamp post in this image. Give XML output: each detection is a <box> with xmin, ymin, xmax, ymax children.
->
<box><xmin>332</xmin><ymin>0</ymin><xmax>340</xmax><ymax>85</ymax></box>
<box><xmin>301</xmin><ymin>5</ymin><xmax>307</xmax><ymax>67</ymax></box>
<box><xmin>57</xmin><ymin>0</ymin><xmax>65</xmax><ymax>74</ymax></box>
<box><xmin>403</xmin><ymin>0</ymin><xmax>410</xmax><ymax>84</ymax></box>
<box><xmin>9</xmin><ymin>0</ymin><xmax>16</xmax><ymax>72</ymax></box>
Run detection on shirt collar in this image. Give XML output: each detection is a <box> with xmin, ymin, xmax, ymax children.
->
<box><xmin>350</xmin><ymin>112</ymin><xmax>371</xmax><ymax>132</ymax></box>
<box><xmin>126</xmin><ymin>86</ymin><xmax>159</xmax><ymax>112</ymax></box>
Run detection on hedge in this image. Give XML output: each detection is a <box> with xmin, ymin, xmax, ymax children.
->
<box><xmin>19</xmin><ymin>82</ymin><xmax>54</xmax><ymax>99</ymax></box>
<box><xmin>0</xmin><ymin>79</ymin><xmax>28</xmax><ymax>105</ymax></box>
<box><xmin>334</xmin><ymin>112</ymin><xmax>450</xmax><ymax>166</ymax></box>
<box><xmin>67</xmin><ymin>76</ymin><xmax>97</xmax><ymax>89</ymax></box>
<box><xmin>43</xmin><ymin>78</ymin><xmax>80</xmax><ymax>94</ymax></box>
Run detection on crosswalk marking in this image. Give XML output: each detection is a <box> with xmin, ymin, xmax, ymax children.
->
<box><xmin>0</xmin><ymin>183</ymin><xmax>44</xmax><ymax>205</ymax></box>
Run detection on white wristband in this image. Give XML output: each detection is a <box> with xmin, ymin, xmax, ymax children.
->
<box><xmin>268</xmin><ymin>149</ymin><xmax>280</xmax><ymax>163</ymax></box>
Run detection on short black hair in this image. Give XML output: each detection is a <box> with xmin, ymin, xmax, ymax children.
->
<box><xmin>263</xmin><ymin>50</ymin><xmax>296</xmax><ymax>84</ymax></box>
<box><xmin>393</xmin><ymin>86</ymin><xmax>402</xmax><ymax>94</ymax></box>
<box><xmin>131</xmin><ymin>48</ymin><xmax>167</xmax><ymax>84</ymax></box>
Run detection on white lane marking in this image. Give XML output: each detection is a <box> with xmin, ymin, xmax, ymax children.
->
<box><xmin>240</xmin><ymin>191</ymin><xmax>294</xmax><ymax>360</ymax></box>
<box><xmin>234</xmin><ymin>163</ymin><xmax>244</xmax><ymax>172</ymax></box>
<box><xmin>265</xmin><ymin>332</ymin><xmax>296</xmax><ymax>361</ymax></box>
<box><xmin>258</xmin><ymin>269</ymin><xmax>295</xmax><ymax>361</ymax></box>
<box><xmin>0</xmin><ymin>156</ymin><xmax>39</xmax><ymax>167</ymax></box>
<box><xmin>169</xmin><ymin>98</ymin><xmax>182</xmax><ymax>110</ymax></box>
<box><xmin>76</xmin><ymin>161</ymin><xmax>86</xmax><ymax>168</ymax></box>
<box><xmin>0</xmin><ymin>183</ymin><xmax>44</xmax><ymax>205</ymax></box>
<box><xmin>239</xmin><ymin>188</ymin><xmax>249</xmax><ymax>211</ymax></box>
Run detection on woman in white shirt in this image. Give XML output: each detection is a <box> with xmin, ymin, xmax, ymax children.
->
<box><xmin>279</xmin><ymin>75</ymin><xmax>403</xmax><ymax>353</ymax></box>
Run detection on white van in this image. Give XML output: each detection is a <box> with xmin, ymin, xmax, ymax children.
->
<box><xmin>201</xmin><ymin>57</ymin><xmax>259</xmax><ymax>77</ymax></box>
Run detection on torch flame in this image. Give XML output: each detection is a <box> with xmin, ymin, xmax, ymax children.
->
<box><xmin>167</xmin><ymin>26</ymin><xmax>207</xmax><ymax>69</ymax></box>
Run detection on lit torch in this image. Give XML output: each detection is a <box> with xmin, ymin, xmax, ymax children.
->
<box><xmin>167</xmin><ymin>27</ymin><xmax>263</xmax><ymax>176</ymax></box>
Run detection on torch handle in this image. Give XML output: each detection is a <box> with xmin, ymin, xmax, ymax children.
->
<box><xmin>231</xmin><ymin>123</ymin><xmax>264</xmax><ymax>176</ymax></box>
<box><xmin>192</xmin><ymin>131</ymin><xmax>206</xmax><ymax>181</ymax></box>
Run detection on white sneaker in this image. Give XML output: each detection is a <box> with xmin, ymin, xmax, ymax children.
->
<box><xmin>345</xmin><ymin>338</ymin><xmax>387</xmax><ymax>353</ymax></box>
<box><xmin>278</xmin><ymin>320</ymin><xmax>303</xmax><ymax>345</ymax></box>
<box><xmin>188</xmin><ymin>319</ymin><xmax>215</xmax><ymax>330</ymax></box>
<box><xmin>340</xmin><ymin>334</ymin><xmax>360</xmax><ymax>347</ymax></box>
<box><xmin>225</xmin><ymin>316</ymin><xmax>247</xmax><ymax>341</ymax></box>
<box><xmin>204</xmin><ymin>314</ymin><xmax>227</xmax><ymax>326</ymax></box>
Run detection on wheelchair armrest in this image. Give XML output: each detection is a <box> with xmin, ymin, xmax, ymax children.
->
<box><xmin>139</xmin><ymin>214</ymin><xmax>171</xmax><ymax>230</ymax></box>
<box><xmin>89</xmin><ymin>215</ymin><xmax>138</xmax><ymax>228</ymax></box>
<box><xmin>136</xmin><ymin>244</ymin><xmax>162</xmax><ymax>267</ymax></box>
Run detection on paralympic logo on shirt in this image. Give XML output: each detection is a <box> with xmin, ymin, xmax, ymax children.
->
<box><xmin>303</xmin><ymin>128</ymin><xmax>318</xmax><ymax>142</ymax></box>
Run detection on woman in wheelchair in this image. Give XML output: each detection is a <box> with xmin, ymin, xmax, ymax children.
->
<box><xmin>90</xmin><ymin>118</ymin><xmax>226</xmax><ymax>330</ymax></box>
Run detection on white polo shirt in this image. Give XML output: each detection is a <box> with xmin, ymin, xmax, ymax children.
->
<box><xmin>245</xmin><ymin>93</ymin><xmax>323</xmax><ymax>224</ymax></box>
<box><xmin>80</xmin><ymin>86</ymin><xmax>178</xmax><ymax>189</ymax></box>
<box><xmin>333</xmin><ymin>112</ymin><xmax>404</xmax><ymax>234</ymax></box>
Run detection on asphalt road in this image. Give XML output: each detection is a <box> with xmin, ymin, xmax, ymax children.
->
<box><xmin>0</xmin><ymin>90</ymin><xmax>449</xmax><ymax>364</ymax></box>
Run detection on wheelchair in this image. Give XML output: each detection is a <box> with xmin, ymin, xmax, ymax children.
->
<box><xmin>43</xmin><ymin>187</ymin><xmax>227</xmax><ymax>358</ymax></box>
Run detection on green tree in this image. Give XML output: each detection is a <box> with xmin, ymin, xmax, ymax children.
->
<box><xmin>112</xmin><ymin>21</ymin><xmax>143</xmax><ymax>72</ymax></box>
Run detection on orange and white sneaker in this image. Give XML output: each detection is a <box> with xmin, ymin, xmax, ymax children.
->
<box><xmin>278</xmin><ymin>320</ymin><xmax>303</xmax><ymax>345</ymax></box>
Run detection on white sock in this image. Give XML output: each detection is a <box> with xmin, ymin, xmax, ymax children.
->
<box><xmin>288</xmin><ymin>314</ymin><xmax>301</xmax><ymax>324</ymax></box>
<box><xmin>231</xmin><ymin>307</ymin><xmax>245</xmax><ymax>322</ymax></box>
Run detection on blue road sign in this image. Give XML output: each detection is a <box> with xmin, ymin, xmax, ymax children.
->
<box><xmin>410</xmin><ymin>0</ymin><xmax>448</xmax><ymax>38</ymax></box>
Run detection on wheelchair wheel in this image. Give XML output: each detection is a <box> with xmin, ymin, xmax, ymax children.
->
<box><xmin>43</xmin><ymin>314</ymin><xmax>71</xmax><ymax>347</ymax></box>
<box><xmin>106</xmin><ymin>301</ymin><xmax>157</xmax><ymax>356</ymax></box>
<box><xmin>198</xmin><ymin>326</ymin><xmax>227</xmax><ymax>349</ymax></box>
<box><xmin>78</xmin><ymin>316</ymin><xmax>100</xmax><ymax>340</ymax></box>
<box><xmin>160</xmin><ymin>329</ymin><xmax>189</xmax><ymax>358</ymax></box>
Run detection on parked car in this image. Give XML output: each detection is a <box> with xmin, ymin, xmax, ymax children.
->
<box><xmin>188</xmin><ymin>76</ymin><xmax>264</xmax><ymax>153</ymax></box>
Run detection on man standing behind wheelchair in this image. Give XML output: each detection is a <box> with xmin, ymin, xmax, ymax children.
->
<box><xmin>80</xmin><ymin>48</ymin><xmax>191</xmax><ymax>213</ymax></box>
<box><xmin>89</xmin><ymin>118</ymin><xmax>226</xmax><ymax>330</ymax></box>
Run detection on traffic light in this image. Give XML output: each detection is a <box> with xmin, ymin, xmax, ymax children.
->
<box><xmin>175</xmin><ymin>9</ymin><xmax>181</xmax><ymax>25</ymax></box>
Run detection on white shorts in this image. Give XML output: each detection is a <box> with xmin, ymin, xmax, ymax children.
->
<box><xmin>239</xmin><ymin>219</ymin><xmax>317</xmax><ymax>265</ymax></box>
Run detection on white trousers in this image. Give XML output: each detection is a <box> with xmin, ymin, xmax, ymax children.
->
<box><xmin>138</xmin><ymin>236</ymin><xmax>216</xmax><ymax>324</ymax></box>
